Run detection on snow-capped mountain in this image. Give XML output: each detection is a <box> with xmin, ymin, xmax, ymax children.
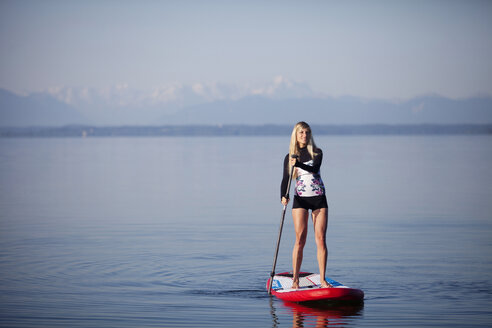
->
<box><xmin>1</xmin><ymin>76</ymin><xmax>491</xmax><ymax>126</ymax></box>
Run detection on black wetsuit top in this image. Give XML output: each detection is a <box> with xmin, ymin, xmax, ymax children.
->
<box><xmin>280</xmin><ymin>147</ymin><xmax>324</xmax><ymax>199</ymax></box>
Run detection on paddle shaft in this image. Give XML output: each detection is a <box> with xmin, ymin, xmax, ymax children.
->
<box><xmin>268</xmin><ymin>154</ymin><xmax>298</xmax><ymax>295</ymax></box>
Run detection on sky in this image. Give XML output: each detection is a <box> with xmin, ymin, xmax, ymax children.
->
<box><xmin>1</xmin><ymin>0</ymin><xmax>491</xmax><ymax>100</ymax></box>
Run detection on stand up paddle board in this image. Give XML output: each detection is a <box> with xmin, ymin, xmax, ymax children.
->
<box><xmin>267</xmin><ymin>272</ymin><xmax>364</xmax><ymax>303</ymax></box>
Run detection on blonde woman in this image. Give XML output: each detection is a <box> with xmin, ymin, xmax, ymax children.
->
<box><xmin>280</xmin><ymin>122</ymin><xmax>331</xmax><ymax>289</ymax></box>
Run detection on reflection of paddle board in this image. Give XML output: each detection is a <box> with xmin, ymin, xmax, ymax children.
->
<box><xmin>267</xmin><ymin>272</ymin><xmax>364</xmax><ymax>303</ymax></box>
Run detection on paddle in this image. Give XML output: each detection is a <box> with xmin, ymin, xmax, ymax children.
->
<box><xmin>268</xmin><ymin>154</ymin><xmax>298</xmax><ymax>295</ymax></box>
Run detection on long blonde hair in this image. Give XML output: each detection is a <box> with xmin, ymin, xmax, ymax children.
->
<box><xmin>288</xmin><ymin>121</ymin><xmax>318</xmax><ymax>179</ymax></box>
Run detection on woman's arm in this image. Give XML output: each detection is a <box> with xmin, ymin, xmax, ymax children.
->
<box><xmin>295</xmin><ymin>151</ymin><xmax>323</xmax><ymax>173</ymax></box>
<box><xmin>280</xmin><ymin>154</ymin><xmax>290</xmax><ymax>199</ymax></box>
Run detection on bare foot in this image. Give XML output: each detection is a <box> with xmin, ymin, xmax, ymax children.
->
<box><xmin>292</xmin><ymin>279</ymin><xmax>300</xmax><ymax>289</ymax></box>
<box><xmin>320</xmin><ymin>280</ymin><xmax>333</xmax><ymax>288</ymax></box>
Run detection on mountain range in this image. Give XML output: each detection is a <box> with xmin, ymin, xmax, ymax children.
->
<box><xmin>1</xmin><ymin>80</ymin><xmax>491</xmax><ymax>127</ymax></box>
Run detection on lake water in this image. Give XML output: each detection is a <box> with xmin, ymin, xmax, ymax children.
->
<box><xmin>1</xmin><ymin>135</ymin><xmax>491</xmax><ymax>327</ymax></box>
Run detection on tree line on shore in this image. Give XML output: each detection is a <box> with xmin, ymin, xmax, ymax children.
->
<box><xmin>1</xmin><ymin>124</ymin><xmax>491</xmax><ymax>138</ymax></box>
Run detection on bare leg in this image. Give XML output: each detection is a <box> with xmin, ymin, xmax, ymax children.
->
<box><xmin>292</xmin><ymin>208</ymin><xmax>308</xmax><ymax>289</ymax></box>
<box><xmin>312</xmin><ymin>207</ymin><xmax>331</xmax><ymax>288</ymax></box>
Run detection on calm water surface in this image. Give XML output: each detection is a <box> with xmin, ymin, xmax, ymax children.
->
<box><xmin>1</xmin><ymin>136</ymin><xmax>491</xmax><ymax>327</ymax></box>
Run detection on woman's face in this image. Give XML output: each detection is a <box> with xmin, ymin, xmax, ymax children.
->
<box><xmin>296</xmin><ymin>128</ymin><xmax>310</xmax><ymax>147</ymax></box>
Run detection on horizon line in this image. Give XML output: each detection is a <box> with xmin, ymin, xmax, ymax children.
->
<box><xmin>1</xmin><ymin>123</ymin><xmax>491</xmax><ymax>138</ymax></box>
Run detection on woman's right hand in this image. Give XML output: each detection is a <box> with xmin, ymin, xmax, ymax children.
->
<box><xmin>281</xmin><ymin>197</ymin><xmax>289</xmax><ymax>206</ymax></box>
<box><xmin>290</xmin><ymin>157</ymin><xmax>297</xmax><ymax>166</ymax></box>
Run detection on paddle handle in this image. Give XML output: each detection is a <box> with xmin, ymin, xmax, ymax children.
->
<box><xmin>268</xmin><ymin>154</ymin><xmax>298</xmax><ymax>295</ymax></box>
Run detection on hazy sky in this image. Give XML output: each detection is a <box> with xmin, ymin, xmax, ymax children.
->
<box><xmin>1</xmin><ymin>0</ymin><xmax>491</xmax><ymax>99</ymax></box>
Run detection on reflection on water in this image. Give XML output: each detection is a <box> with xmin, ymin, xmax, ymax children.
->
<box><xmin>270</xmin><ymin>297</ymin><xmax>364</xmax><ymax>328</ymax></box>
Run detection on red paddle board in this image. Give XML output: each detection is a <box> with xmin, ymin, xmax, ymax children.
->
<box><xmin>267</xmin><ymin>272</ymin><xmax>364</xmax><ymax>303</ymax></box>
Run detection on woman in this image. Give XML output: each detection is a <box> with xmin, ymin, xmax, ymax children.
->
<box><xmin>280</xmin><ymin>122</ymin><xmax>331</xmax><ymax>289</ymax></box>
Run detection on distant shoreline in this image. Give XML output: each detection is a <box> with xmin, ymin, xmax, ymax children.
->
<box><xmin>1</xmin><ymin>124</ymin><xmax>491</xmax><ymax>138</ymax></box>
